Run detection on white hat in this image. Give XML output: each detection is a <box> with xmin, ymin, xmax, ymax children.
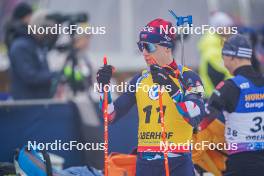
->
<box><xmin>209</xmin><ymin>12</ymin><xmax>233</xmax><ymax>28</ymax></box>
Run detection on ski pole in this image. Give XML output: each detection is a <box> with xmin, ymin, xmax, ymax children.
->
<box><xmin>180</xmin><ymin>29</ymin><xmax>185</xmax><ymax>66</ymax></box>
<box><xmin>169</xmin><ymin>10</ymin><xmax>192</xmax><ymax>66</ymax></box>
<box><xmin>158</xmin><ymin>90</ymin><xmax>170</xmax><ymax>176</ymax></box>
<box><xmin>103</xmin><ymin>56</ymin><xmax>109</xmax><ymax>176</ymax></box>
<box><xmin>149</xmin><ymin>56</ymin><xmax>170</xmax><ymax>176</ymax></box>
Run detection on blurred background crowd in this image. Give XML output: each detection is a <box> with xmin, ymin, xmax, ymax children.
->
<box><xmin>0</xmin><ymin>0</ymin><xmax>263</xmax><ymax>174</ymax></box>
<box><xmin>0</xmin><ymin>0</ymin><xmax>264</xmax><ymax>99</ymax></box>
<box><xmin>0</xmin><ymin>0</ymin><xmax>263</xmax><ymax>100</ymax></box>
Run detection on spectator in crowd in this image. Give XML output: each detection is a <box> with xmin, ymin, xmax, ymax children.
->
<box><xmin>253</xmin><ymin>27</ymin><xmax>264</xmax><ymax>75</ymax></box>
<box><xmin>62</xmin><ymin>23</ymin><xmax>93</xmax><ymax>93</ymax></box>
<box><xmin>198</xmin><ymin>12</ymin><xmax>233</xmax><ymax>98</ymax></box>
<box><xmin>8</xmin><ymin>10</ymin><xmax>59</xmax><ymax>99</ymax></box>
<box><xmin>4</xmin><ymin>2</ymin><xmax>32</xmax><ymax>50</ymax></box>
<box><xmin>255</xmin><ymin>42</ymin><xmax>264</xmax><ymax>75</ymax></box>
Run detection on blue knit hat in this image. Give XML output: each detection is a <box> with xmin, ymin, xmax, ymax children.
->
<box><xmin>139</xmin><ymin>18</ymin><xmax>176</xmax><ymax>48</ymax></box>
<box><xmin>222</xmin><ymin>34</ymin><xmax>252</xmax><ymax>59</ymax></box>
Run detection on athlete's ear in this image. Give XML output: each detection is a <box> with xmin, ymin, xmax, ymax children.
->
<box><xmin>165</xmin><ymin>47</ymin><xmax>171</xmax><ymax>53</ymax></box>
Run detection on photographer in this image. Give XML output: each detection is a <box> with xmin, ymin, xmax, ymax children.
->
<box><xmin>8</xmin><ymin>10</ymin><xmax>59</xmax><ymax>100</ymax></box>
<box><xmin>62</xmin><ymin>23</ymin><xmax>93</xmax><ymax>93</ymax></box>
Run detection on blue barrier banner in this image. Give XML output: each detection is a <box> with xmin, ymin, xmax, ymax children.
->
<box><xmin>0</xmin><ymin>101</ymin><xmax>139</xmax><ymax>169</ymax></box>
<box><xmin>0</xmin><ymin>102</ymin><xmax>83</xmax><ymax>167</ymax></box>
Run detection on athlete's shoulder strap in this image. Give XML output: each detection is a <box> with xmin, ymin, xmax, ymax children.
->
<box><xmin>230</xmin><ymin>75</ymin><xmax>250</xmax><ymax>88</ymax></box>
<box><xmin>178</xmin><ymin>64</ymin><xmax>191</xmax><ymax>74</ymax></box>
<box><xmin>136</xmin><ymin>69</ymin><xmax>149</xmax><ymax>84</ymax></box>
<box><xmin>141</xmin><ymin>69</ymin><xmax>148</xmax><ymax>75</ymax></box>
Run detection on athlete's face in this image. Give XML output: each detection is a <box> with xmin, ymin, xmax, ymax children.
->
<box><xmin>223</xmin><ymin>55</ymin><xmax>235</xmax><ymax>74</ymax></box>
<box><xmin>142</xmin><ymin>44</ymin><xmax>172</xmax><ymax>66</ymax></box>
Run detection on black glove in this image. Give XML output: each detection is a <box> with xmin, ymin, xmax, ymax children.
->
<box><xmin>96</xmin><ymin>65</ymin><xmax>113</xmax><ymax>87</ymax></box>
<box><xmin>150</xmin><ymin>64</ymin><xmax>181</xmax><ymax>98</ymax></box>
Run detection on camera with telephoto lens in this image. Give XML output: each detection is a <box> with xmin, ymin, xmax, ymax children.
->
<box><xmin>47</xmin><ymin>12</ymin><xmax>88</xmax><ymax>24</ymax></box>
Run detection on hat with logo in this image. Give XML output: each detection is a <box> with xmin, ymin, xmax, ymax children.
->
<box><xmin>222</xmin><ymin>34</ymin><xmax>252</xmax><ymax>59</ymax></box>
<box><xmin>139</xmin><ymin>18</ymin><xmax>176</xmax><ymax>48</ymax></box>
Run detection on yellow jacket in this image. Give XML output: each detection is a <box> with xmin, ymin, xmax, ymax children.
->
<box><xmin>198</xmin><ymin>33</ymin><xmax>231</xmax><ymax>97</ymax></box>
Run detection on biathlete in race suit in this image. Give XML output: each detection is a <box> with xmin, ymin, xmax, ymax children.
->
<box><xmin>205</xmin><ymin>34</ymin><xmax>264</xmax><ymax>176</ymax></box>
<box><xmin>97</xmin><ymin>18</ymin><xmax>206</xmax><ymax>176</ymax></box>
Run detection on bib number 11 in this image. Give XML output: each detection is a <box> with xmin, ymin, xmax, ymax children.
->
<box><xmin>143</xmin><ymin>105</ymin><xmax>166</xmax><ymax>124</ymax></box>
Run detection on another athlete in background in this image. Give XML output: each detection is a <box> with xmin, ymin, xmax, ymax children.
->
<box><xmin>206</xmin><ymin>34</ymin><xmax>264</xmax><ymax>176</ymax></box>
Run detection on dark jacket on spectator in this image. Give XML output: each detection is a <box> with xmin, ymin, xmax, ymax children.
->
<box><xmin>4</xmin><ymin>20</ymin><xmax>28</xmax><ymax>50</ymax></box>
<box><xmin>9</xmin><ymin>34</ymin><xmax>57</xmax><ymax>99</ymax></box>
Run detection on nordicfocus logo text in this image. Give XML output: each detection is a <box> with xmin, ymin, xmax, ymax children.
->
<box><xmin>94</xmin><ymin>82</ymin><xmax>172</xmax><ymax>93</ymax></box>
<box><xmin>160</xmin><ymin>140</ymin><xmax>238</xmax><ymax>151</ymax></box>
<box><xmin>28</xmin><ymin>24</ymin><xmax>106</xmax><ymax>35</ymax></box>
<box><xmin>28</xmin><ymin>140</ymin><xmax>105</xmax><ymax>151</ymax></box>
<box><xmin>142</xmin><ymin>25</ymin><xmax>237</xmax><ymax>35</ymax></box>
